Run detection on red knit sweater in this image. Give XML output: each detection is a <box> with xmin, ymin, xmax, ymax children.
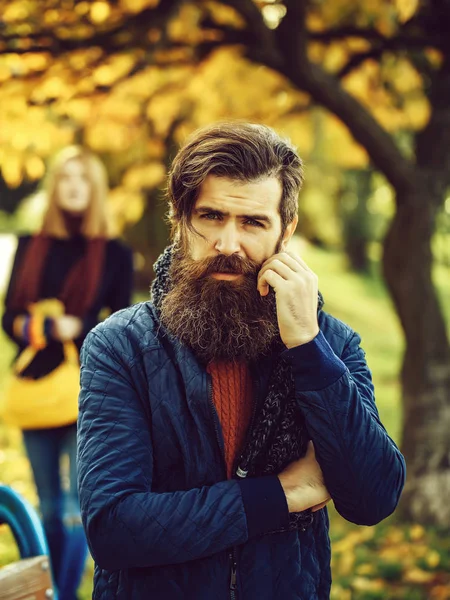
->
<box><xmin>207</xmin><ymin>361</ymin><xmax>253</xmax><ymax>479</ymax></box>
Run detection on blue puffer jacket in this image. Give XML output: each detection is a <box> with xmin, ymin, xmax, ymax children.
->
<box><xmin>78</xmin><ymin>302</ymin><xmax>405</xmax><ymax>600</ymax></box>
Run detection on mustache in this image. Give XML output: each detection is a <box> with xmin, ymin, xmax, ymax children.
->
<box><xmin>198</xmin><ymin>254</ymin><xmax>261</xmax><ymax>277</ymax></box>
<box><xmin>169</xmin><ymin>250</ymin><xmax>262</xmax><ymax>284</ymax></box>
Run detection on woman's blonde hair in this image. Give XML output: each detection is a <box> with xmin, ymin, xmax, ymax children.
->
<box><xmin>41</xmin><ymin>146</ymin><xmax>110</xmax><ymax>238</ymax></box>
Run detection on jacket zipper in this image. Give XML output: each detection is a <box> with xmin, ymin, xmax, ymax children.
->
<box><xmin>207</xmin><ymin>375</ymin><xmax>239</xmax><ymax>599</ymax></box>
<box><xmin>229</xmin><ymin>549</ymin><xmax>237</xmax><ymax>599</ymax></box>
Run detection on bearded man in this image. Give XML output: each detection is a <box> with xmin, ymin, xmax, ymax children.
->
<box><xmin>77</xmin><ymin>122</ymin><xmax>405</xmax><ymax>600</ymax></box>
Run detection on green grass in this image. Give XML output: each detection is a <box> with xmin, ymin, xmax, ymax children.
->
<box><xmin>0</xmin><ymin>242</ymin><xmax>449</xmax><ymax>599</ymax></box>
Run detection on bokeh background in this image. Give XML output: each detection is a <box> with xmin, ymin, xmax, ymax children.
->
<box><xmin>0</xmin><ymin>1</ymin><xmax>449</xmax><ymax>598</ymax></box>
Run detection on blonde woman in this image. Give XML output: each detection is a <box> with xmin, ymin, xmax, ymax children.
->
<box><xmin>2</xmin><ymin>146</ymin><xmax>133</xmax><ymax>600</ymax></box>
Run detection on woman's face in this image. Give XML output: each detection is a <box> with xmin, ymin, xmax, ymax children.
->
<box><xmin>56</xmin><ymin>158</ymin><xmax>91</xmax><ymax>214</ymax></box>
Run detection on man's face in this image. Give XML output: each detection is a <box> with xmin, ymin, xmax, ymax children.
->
<box><xmin>160</xmin><ymin>175</ymin><xmax>297</xmax><ymax>362</ymax></box>
<box><xmin>188</xmin><ymin>174</ymin><xmax>294</xmax><ymax>269</ymax></box>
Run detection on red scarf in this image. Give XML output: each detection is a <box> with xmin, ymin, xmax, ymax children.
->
<box><xmin>10</xmin><ymin>234</ymin><xmax>106</xmax><ymax>317</ymax></box>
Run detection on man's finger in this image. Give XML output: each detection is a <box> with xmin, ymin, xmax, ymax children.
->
<box><xmin>258</xmin><ymin>269</ymin><xmax>285</xmax><ymax>296</ymax></box>
<box><xmin>258</xmin><ymin>259</ymin><xmax>294</xmax><ymax>283</ymax></box>
<box><xmin>261</xmin><ymin>252</ymin><xmax>301</xmax><ymax>273</ymax></box>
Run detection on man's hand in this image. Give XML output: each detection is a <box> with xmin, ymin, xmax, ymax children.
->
<box><xmin>278</xmin><ymin>442</ymin><xmax>331</xmax><ymax>513</ymax></box>
<box><xmin>52</xmin><ymin>316</ymin><xmax>83</xmax><ymax>342</ymax></box>
<box><xmin>257</xmin><ymin>252</ymin><xmax>319</xmax><ymax>348</ymax></box>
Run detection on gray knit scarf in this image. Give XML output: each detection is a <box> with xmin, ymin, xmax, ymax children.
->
<box><xmin>152</xmin><ymin>246</ymin><xmax>325</xmax><ymax>533</ymax></box>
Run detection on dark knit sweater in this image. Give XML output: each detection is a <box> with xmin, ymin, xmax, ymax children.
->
<box><xmin>2</xmin><ymin>234</ymin><xmax>133</xmax><ymax>379</ymax></box>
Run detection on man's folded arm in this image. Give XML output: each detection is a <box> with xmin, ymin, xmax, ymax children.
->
<box><xmin>283</xmin><ymin>330</ymin><xmax>406</xmax><ymax>526</ymax></box>
<box><xmin>77</xmin><ymin>328</ymin><xmax>289</xmax><ymax>572</ymax></box>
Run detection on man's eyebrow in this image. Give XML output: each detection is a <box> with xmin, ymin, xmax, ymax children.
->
<box><xmin>195</xmin><ymin>206</ymin><xmax>273</xmax><ymax>225</ymax></box>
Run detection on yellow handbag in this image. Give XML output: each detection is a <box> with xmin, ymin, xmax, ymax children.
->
<box><xmin>1</xmin><ymin>300</ymin><xmax>80</xmax><ymax>430</ymax></box>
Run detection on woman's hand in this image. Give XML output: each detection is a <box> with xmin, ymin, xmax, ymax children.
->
<box><xmin>52</xmin><ymin>316</ymin><xmax>83</xmax><ymax>341</ymax></box>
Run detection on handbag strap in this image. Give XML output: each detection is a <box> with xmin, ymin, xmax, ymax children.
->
<box><xmin>14</xmin><ymin>342</ymin><xmax>79</xmax><ymax>376</ymax></box>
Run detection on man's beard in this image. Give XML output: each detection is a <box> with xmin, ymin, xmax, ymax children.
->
<box><xmin>159</xmin><ymin>249</ymin><xmax>280</xmax><ymax>363</ymax></box>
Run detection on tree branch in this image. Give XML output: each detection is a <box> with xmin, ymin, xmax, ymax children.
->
<box><xmin>0</xmin><ymin>0</ymin><xmax>183</xmax><ymax>57</ymax></box>
<box><xmin>337</xmin><ymin>48</ymin><xmax>385</xmax><ymax>78</ymax></box>
<box><xmin>214</xmin><ymin>1</ymin><xmax>416</xmax><ymax>194</ymax></box>
<box><xmin>295</xmin><ymin>63</ymin><xmax>416</xmax><ymax>195</ymax></box>
<box><xmin>272</xmin><ymin>3</ymin><xmax>417</xmax><ymax>196</ymax></box>
<box><xmin>217</xmin><ymin>0</ymin><xmax>283</xmax><ymax>68</ymax></box>
<box><xmin>310</xmin><ymin>26</ymin><xmax>442</xmax><ymax>49</ymax></box>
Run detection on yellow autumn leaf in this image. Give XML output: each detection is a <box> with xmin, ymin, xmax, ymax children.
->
<box><xmin>31</xmin><ymin>76</ymin><xmax>74</xmax><ymax>103</ymax></box>
<box><xmin>90</xmin><ymin>1</ymin><xmax>111</xmax><ymax>24</ymax></box>
<box><xmin>98</xmin><ymin>96</ymin><xmax>141</xmax><ymax>122</ymax></box>
<box><xmin>69</xmin><ymin>48</ymin><xmax>104</xmax><ymax>71</ymax></box>
<box><xmin>60</xmin><ymin>98</ymin><xmax>93</xmax><ymax>124</ymax></box>
<box><xmin>146</xmin><ymin>94</ymin><xmax>182</xmax><ymax>137</ymax></box>
<box><xmin>410</xmin><ymin>524</ymin><xmax>425</xmax><ymax>541</ymax></box>
<box><xmin>372</xmin><ymin>105</ymin><xmax>407</xmax><ymax>132</ymax></box>
<box><xmin>338</xmin><ymin>551</ymin><xmax>355</xmax><ymax>576</ymax></box>
<box><xmin>168</xmin><ymin>5</ymin><xmax>203</xmax><ymax>44</ymax></box>
<box><xmin>404</xmin><ymin>567</ymin><xmax>435</xmax><ymax>584</ymax></box>
<box><xmin>25</xmin><ymin>155</ymin><xmax>46</xmax><ymax>181</ymax></box>
<box><xmin>85</xmin><ymin>121</ymin><xmax>135</xmax><ymax>152</ymax></box>
<box><xmin>395</xmin><ymin>0</ymin><xmax>419</xmax><ymax>22</ymax></box>
<box><xmin>92</xmin><ymin>54</ymin><xmax>136</xmax><ymax>86</ymax></box>
<box><xmin>404</xmin><ymin>95</ymin><xmax>431</xmax><ymax>130</ymax></box>
<box><xmin>424</xmin><ymin>48</ymin><xmax>444</xmax><ymax>68</ymax></box>
<box><xmin>308</xmin><ymin>42</ymin><xmax>327</xmax><ymax>65</ymax></box>
<box><xmin>108</xmin><ymin>187</ymin><xmax>145</xmax><ymax>230</ymax></box>
<box><xmin>0</xmin><ymin>64</ymin><xmax>10</xmax><ymax>83</ymax></box>
<box><xmin>352</xmin><ymin>577</ymin><xmax>384</xmax><ymax>592</ymax></box>
<box><xmin>10</xmin><ymin>130</ymin><xmax>29</xmax><ymax>151</ymax></box>
<box><xmin>330</xmin><ymin>585</ymin><xmax>351</xmax><ymax>600</ymax></box>
<box><xmin>356</xmin><ymin>563</ymin><xmax>375</xmax><ymax>576</ymax></box>
<box><xmin>426</xmin><ymin>550</ymin><xmax>441</xmax><ymax>569</ymax></box>
<box><xmin>1</xmin><ymin>154</ymin><xmax>23</xmax><ymax>187</ymax></box>
<box><xmin>75</xmin><ymin>2</ymin><xmax>91</xmax><ymax>16</ymax></box>
<box><xmin>3</xmin><ymin>1</ymin><xmax>29</xmax><ymax>23</ymax></box>
<box><xmin>323</xmin><ymin>43</ymin><xmax>348</xmax><ymax>73</ymax></box>
<box><xmin>204</xmin><ymin>2</ymin><xmax>245</xmax><ymax>29</ymax></box>
<box><xmin>332</xmin><ymin>528</ymin><xmax>374</xmax><ymax>553</ymax></box>
<box><xmin>306</xmin><ymin>13</ymin><xmax>325</xmax><ymax>32</ymax></box>
<box><xmin>123</xmin><ymin>163</ymin><xmax>166</xmax><ymax>190</ymax></box>
<box><xmin>385</xmin><ymin>526</ymin><xmax>405</xmax><ymax>544</ymax></box>
<box><xmin>120</xmin><ymin>0</ymin><xmax>160</xmax><ymax>14</ymax></box>
<box><xmin>321</xmin><ymin>114</ymin><xmax>369</xmax><ymax>168</ymax></box>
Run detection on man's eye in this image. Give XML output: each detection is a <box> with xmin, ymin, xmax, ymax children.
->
<box><xmin>244</xmin><ymin>218</ymin><xmax>264</xmax><ymax>228</ymax></box>
<box><xmin>201</xmin><ymin>213</ymin><xmax>220</xmax><ymax>220</ymax></box>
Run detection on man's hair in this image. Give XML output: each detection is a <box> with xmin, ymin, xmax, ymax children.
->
<box><xmin>167</xmin><ymin>122</ymin><xmax>304</xmax><ymax>236</ymax></box>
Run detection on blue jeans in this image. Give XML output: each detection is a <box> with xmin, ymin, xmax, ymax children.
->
<box><xmin>22</xmin><ymin>423</ymin><xmax>88</xmax><ymax>600</ymax></box>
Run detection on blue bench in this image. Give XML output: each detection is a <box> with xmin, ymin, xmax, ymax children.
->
<box><xmin>0</xmin><ymin>484</ymin><xmax>57</xmax><ymax>599</ymax></box>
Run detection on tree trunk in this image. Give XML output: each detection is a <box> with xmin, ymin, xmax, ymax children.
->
<box><xmin>124</xmin><ymin>188</ymin><xmax>169</xmax><ymax>291</ymax></box>
<box><xmin>341</xmin><ymin>169</ymin><xmax>372</xmax><ymax>273</ymax></box>
<box><xmin>383</xmin><ymin>186</ymin><xmax>450</xmax><ymax>526</ymax></box>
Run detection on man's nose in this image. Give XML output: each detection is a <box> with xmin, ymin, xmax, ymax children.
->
<box><xmin>214</xmin><ymin>223</ymin><xmax>242</xmax><ymax>256</ymax></box>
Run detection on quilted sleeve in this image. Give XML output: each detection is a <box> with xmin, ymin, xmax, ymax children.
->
<box><xmin>283</xmin><ymin>330</ymin><xmax>406</xmax><ymax>526</ymax></box>
<box><xmin>77</xmin><ymin>327</ymin><xmax>289</xmax><ymax>571</ymax></box>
